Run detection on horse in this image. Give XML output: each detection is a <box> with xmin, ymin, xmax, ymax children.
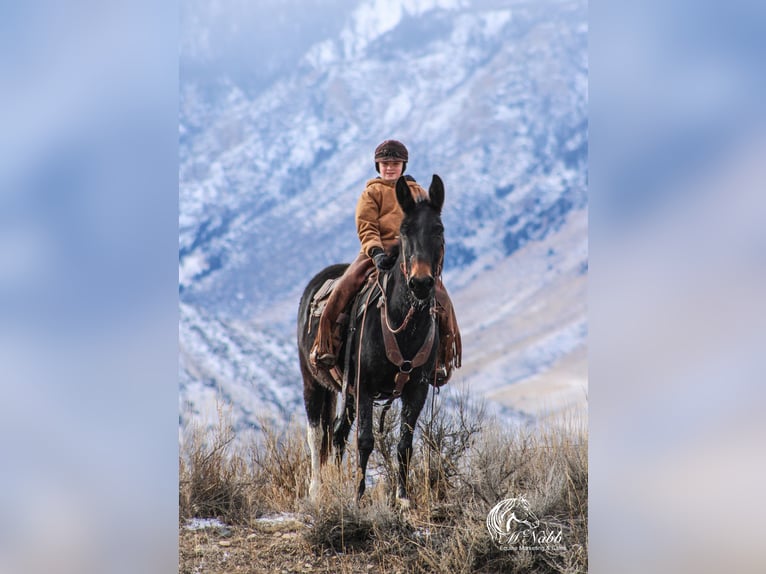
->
<box><xmin>297</xmin><ymin>174</ymin><xmax>446</xmax><ymax>506</ymax></box>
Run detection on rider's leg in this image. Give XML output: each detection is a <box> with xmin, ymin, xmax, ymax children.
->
<box><xmin>311</xmin><ymin>253</ymin><xmax>374</xmax><ymax>368</ymax></box>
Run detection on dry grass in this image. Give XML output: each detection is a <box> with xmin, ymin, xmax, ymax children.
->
<box><xmin>179</xmin><ymin>412</ymin><xmax>252</xmax><ymax>523</ymax></box>
<box><xmin>179</xmin><ymin>391</ymin><xmax>588</xmax><ymax>573</ymax></box>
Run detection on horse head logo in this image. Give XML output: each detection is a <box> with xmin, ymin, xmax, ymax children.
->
<box><xmin>486</xmin><ymin>496</ymin><xmax>540</xmax><ymax>548</ymax></box>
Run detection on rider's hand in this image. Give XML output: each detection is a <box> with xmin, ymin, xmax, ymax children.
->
<box><xmin>370</xmin><ymin>247</ymin><xmax>397</xmax><ymax>271</ymax></box>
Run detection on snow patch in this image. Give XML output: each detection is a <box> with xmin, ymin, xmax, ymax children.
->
<box><xmin>253</xmin><ymin>512</ymin><xmax>309</xmax><ymax>532</ymax></box>
<box><xmin>179</xmin><ymin>252</ymin><xmax>209</xmax><ymax>286</ymax></box>
<box><xmin>384</xmin><ymin>91</ymin><xmax>412</xmax><ymax>125</ymax></box>
<box><xmin>481</xmin><ymin>10</ymin><xmax>511</xmax><ymax>37</ymax></box>
<box><xmin>184</xmin><ymin>517</ymin><xmax>227</xmax><ymax>531</ymax></box>
<box><xmin>304</xmin><ymin>39</ymin><xmax>338</xmax><ymax>69</ymax></box>
<box><xmin>341</xmin><ymin>0</ymin><xmax>466</xmax><ymax>59</ymax></box>
<box><xmin>255</xmin><ymin>512</ymin><xmax>306</xmax><ymax>525</ymax></box>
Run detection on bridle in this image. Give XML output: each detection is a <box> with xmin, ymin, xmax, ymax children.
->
<box><xmin>373</xmin><ymin>237</ymin><xmax>444</xmax><ymax>431</ymax></box>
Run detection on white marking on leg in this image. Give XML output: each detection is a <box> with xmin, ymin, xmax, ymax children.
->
<box><xmin>307</xmin><ymin>424</ymin><xmax>323</xmax><ymax>500</ymax></box>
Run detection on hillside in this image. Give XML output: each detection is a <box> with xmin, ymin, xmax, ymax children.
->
<box><xmin>179</xmin><ymin>0</ymin><xmax>588</xmax><ymax>436</ymax></box>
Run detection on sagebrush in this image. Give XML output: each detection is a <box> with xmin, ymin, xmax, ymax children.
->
<box><xmin>179</xmin><ymin>390</ymin><xmax>587</xmax><ymax>573</ymax></box>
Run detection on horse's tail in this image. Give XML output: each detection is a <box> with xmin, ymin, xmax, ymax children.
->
<box><xmin>299</xmin><ymin>345</ymin><xmax>337</xmax><ymax>466</ymax></box>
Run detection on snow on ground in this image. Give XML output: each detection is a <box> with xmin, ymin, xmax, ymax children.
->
<box><xmin>184</xmin><ymin>517</ymin><xmax>228</xmax><ymax>531</ymax></box>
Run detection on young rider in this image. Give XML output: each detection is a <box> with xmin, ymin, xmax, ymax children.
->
<box><xmin>310</xmin><ymin>139</ymin><xmax>461</xmax><ymax>385</ymax></box>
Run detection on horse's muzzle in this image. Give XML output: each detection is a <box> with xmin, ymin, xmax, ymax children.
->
<box><xmin>408</xmin><ymin>275</ymin><xmax>434</xmax><ymax>300</ymax></box>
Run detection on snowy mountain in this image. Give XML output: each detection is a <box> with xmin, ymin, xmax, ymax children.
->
<box><xmin>179</xmin><ymin>302</ymin><xmax>303</xmax><ymax>441</ymax></box>
<box><xmin>179</xmin><ymin>0</ymin><xmax>588</xmax><ymax>437</ymax></box>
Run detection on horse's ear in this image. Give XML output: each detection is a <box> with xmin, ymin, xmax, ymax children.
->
<box><xmin>396</xmin><ymin>176</ymin><xmax>416</xmax><ymax>214</ymax></box>
<box><xmin>429</xmin><ymin>174</ymin><xmax>444</xmax><ymax>213</ymax></box>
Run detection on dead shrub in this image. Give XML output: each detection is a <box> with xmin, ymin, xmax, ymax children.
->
<box><xmin>248</xmin><ymin>418</ymin><xmax>312</xmax><ymax>510</ymax></box>
<box><xmin>179</xmin><ymin>415</ymin><xmax>251</xmax><ymax>523</ymax></box>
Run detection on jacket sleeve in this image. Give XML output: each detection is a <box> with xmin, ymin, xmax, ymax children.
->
<box><xmin>355</xmin><ymin>186</ymin><xmax>383</xmax><ymax>257</ymax></box>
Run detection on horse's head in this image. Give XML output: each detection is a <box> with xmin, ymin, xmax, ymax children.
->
<box><xmin>395</xmin><ymin>174</ymin><xmax>445</xmax><ymax>301</ymax></box>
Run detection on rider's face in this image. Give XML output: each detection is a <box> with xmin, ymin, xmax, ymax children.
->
<box><xmin>378</xmin><ymin>161</ymin><xmax>403</xmax><ymax>182</ymax></box>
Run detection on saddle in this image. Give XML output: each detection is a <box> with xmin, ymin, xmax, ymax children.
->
<box><xmin>307</xmin><ymin>270</ymin><xmax>382</xmax><ymax>392</ymax></box>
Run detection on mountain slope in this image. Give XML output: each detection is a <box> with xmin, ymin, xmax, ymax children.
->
<box><xmin>179</xmin><ymin>0</ymin><xmax>588</xmax><ymax>433</ymax></box>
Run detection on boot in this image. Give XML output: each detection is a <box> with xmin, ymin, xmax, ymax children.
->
<box><xmin>310</xmin><ymin>313</ymin><xmax>336</xmax><ymax>369</ymax></box>
<box><xmin>310</xmin><ymin>334</ymin><xmax>337</xmax><ymax>369</ymax></box>
<box><xmin>312</xmin><ymin>312</ymin><xmax>350</xmax><ymax>369</ymax></box>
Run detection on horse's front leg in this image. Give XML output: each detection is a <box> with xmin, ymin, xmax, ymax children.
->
<box><xmin>396</xmin><ymin>381</ymin><xmax>428</xmax><ymax>507</ymax></box>
<box><xmin>356</xmin><ymin>390</ymin><xmax>374</xmax><ymax>502</ymax></box>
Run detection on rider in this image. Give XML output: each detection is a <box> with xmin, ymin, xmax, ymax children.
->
<box><xmin>310</xmin><ymin>139</ymin><xmax>462</xmax><ymax>385</ymax></box>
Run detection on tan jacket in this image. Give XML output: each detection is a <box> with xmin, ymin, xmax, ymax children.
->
<box><xmin>355</xmin><ymin>176</ymin><xmax>428</xmax><ymax>257</ymax></box>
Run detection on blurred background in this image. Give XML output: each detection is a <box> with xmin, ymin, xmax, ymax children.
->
<box><xmin>1</xmin><ymin>0</ymin><xmax>764</xmax><ymax>573</ymax></box>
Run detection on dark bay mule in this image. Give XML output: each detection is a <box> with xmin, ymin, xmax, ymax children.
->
<box><xmin>297</xmin><ymin>175</ymin><xmax>446</xmax><ymax>506</ymax></box>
